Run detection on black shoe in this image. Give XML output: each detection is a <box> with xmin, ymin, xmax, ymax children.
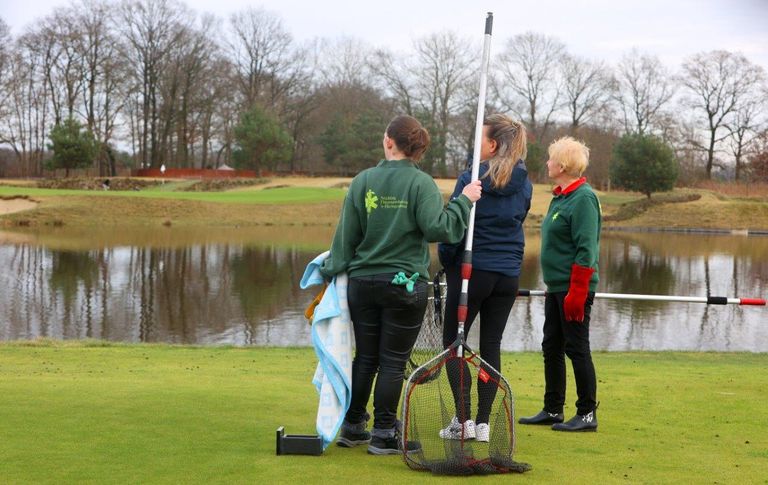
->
<box><xmin>518</xmin><ymin>410</ymin><xmax>564</xmax><ymax>425</ymax></box>
<box><xmin>367</xmin><ymin>436</ymin><xmax>421</xmax><ymax>455</ymax></box>
<box><xmin>551</xmin><ymin>410</ymin><xmax>597</xmax><ymax>432</ymax></box>
<box><xmin>336</xmin><ymin>427</ymin><xmax>371</xmax><ymax>447</ymax></box>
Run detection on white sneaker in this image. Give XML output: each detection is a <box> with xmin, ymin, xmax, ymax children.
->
<box><xmin>475</xmin><ymin>423</ymin><xmax>490</xmax><ymax>442</ymax></box>
<box><xmin>439</xmin><ymin>416</ymin><xmax>476</xmax><ymax>440</ymax></box>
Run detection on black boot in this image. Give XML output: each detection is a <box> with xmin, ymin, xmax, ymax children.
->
<box><xmin>518</xmin><ymin>410</ymin><xmax>564</xmax><ymax>425</ymax></box>
<box><xmin>551</xmin><ymin>410</ymin><xmax>597</xmax><ymax>432</ymax></box>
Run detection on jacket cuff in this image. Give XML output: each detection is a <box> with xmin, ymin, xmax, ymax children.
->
<box><xmin>454</xmin><ymin>194</ymin><xmax>473</xmax><ymax>211</ymax></box>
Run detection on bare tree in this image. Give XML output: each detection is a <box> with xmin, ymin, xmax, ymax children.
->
<box><xmin>66</xmin><ymin>0</ymin><xmax>126</xmax><ymax>175</ymax></box>
<box><xmin>316</xmin><ymin>37</ymin><xmax>372</xmax><ymax>89</ymax></box>
<box><xmin>561</xmin><ymin>54</ymin><xmax>613</xmax><ymax>132</ymax></box>
<box><xmin>496</xmin><ymin>32</ymin><xmax>565</xmax><ymax>141</ymax></box>
<box><xmin>197</xmin><ymin>56</ymin><xmax>234</xmax><ymax>168</ymax></box>
<box><xmin>614</xmin><ymin>49</ymin><xmax>675</xmax><ymax>136</ymax></box>
<box><xmin>31</xmin><ymin>9</ymin><xmax>86</xmax><ymax>125</ymax></box>
<box><xmin>368</xmin><ymin>48</ymin><xmax>414</xmax><ymax>115</ymax></box>
<box><xmin>681</xmin><ymin>50</ymin><xmax>765</xmax><ymax>179</ymax></box>
<box><xmin>413</xmin><ymin>31</ymin><xmax>475</xmax><ymax>175</ymax></box>
<box><xmin>227</xmin><ymin>7</ymin><xmax>293</xmax><ymax>111</ymax></box>
<box><xmin>279</xmin><ymin>41</ymin><xmax>320</xmax><ymax>172</ymax></box>
<box><xmin>726</xmin><ymin>85</ymin><xmax>766</xmax><ymax>181</ymax></box>
<box><xmin>157</xmin><ymin>15</ymin><xmax>221</xmax><ymax>167</ymax></box>
<box><xmin>0</xmin><ymin>17</ymin><xmax>10</xmax><ymax>88</ymax></box>
<box><xmin>0</xmin><ymin>17</ymin><xmax>11</xmax><ymax>132</ymax></box>
<box><xmin>1</xmin><ymin>37</ymin><xmax>51</xmax><ymax>176</ymax></box>
<box><xmin>118</xmin><ymin>0</ymin><xmax>190</xmax><ymax>167</ymax></box>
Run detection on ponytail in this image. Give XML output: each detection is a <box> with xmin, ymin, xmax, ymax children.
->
<box><xmin>483</xmin><ymin>114</ymin><xmax>527</xmax><ymax>188</ymax></box>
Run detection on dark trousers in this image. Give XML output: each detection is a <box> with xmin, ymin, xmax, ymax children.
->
<box><xmin>542</xmin><ymin>292</ymin><xmax>597</xmax><ymax>415</ymax></box>
<box><xmin>442</xmin><ymin>266</ymin><xmax>519</xmax><ymax>424</ymax></box>
<box><xmin>345</xmin><ymin>274</ymin><xmax>428</xmax><ymax>431</ymax></box>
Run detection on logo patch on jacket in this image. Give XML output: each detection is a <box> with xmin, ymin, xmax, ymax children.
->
<box><xmin>365</xmin><ymin>189</ymin><xmax>379</xmax><ymax>215</ymax></box>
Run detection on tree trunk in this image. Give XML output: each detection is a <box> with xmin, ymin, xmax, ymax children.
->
<box><xmin>706</xmin><ymin>129</ymin><xmax>716</xmax><ymax>179</ymax></box>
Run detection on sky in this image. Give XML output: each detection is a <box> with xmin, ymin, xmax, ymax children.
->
<box><xmin>2</xmin><ymin>0</ymin><xmax>768</xmax><ymax>71</ymax></box>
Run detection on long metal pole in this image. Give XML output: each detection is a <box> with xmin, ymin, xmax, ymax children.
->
<box><xmin>516</xmin><ymin>290</ymin><xmax>766</xmax><ymax>306</ymax></box>
<box><xmin>457</xmin><ymin>13</ymin><xmax>493</xmax><ymax>356</ymax></box>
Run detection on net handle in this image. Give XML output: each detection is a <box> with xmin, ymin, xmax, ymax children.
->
<box><xmin>458</xmin><ymin>12</ymin><xmax>493</xmax><ymax>355</ymax></box>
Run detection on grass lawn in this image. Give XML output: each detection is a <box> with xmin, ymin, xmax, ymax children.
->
<box><xmin>0</xmin><ymin>342</ymin><xmax>765</xmax><ymax>484</ymax></box>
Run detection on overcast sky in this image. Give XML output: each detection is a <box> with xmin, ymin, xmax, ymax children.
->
<box><xmin>2</xmin><ymin>0</ymin><xmax>767</xmax><ymax>70</ymax></box>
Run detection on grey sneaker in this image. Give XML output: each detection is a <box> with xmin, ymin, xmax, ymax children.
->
<box><xmin>367</xmin><ymin>436</ymin><xmax>421</xmax><ymax>455</ymax></box>
<box><xmin>336</xmin><ymin>418</ymin><xmax>370</xmax><ymax>447</ymax></box>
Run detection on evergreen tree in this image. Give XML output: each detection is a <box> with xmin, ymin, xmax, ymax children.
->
<box><xmin>610</xmin><ymin>134</ymin><xmax>678</xmax><ymax>198</ymax></box>
<box><xmin>232</xmin><ymin>106</ymin><xmax>292</xmax><ymax>175</ymax></box>
<box><xmin>318</xmin><ymin>109</ymin><xmax>388</xmax><ymax>175</ymax></box>
<box><xmin>46</xmin><ymin>118</ymin><xmax>98</xmax><ymax>177</ymax></box>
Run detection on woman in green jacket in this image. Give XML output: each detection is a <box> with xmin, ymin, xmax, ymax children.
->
<box><xmin>320</xmin><ymin>115</ymin><xmax>482</xmax><ymax>454</ymax></box>
<box><xmin>519</xmin><ymin>136</ymin><xmax>601</xmax><ymax>432</ymax></box>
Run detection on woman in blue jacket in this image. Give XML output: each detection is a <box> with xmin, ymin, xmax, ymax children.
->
<box><xmin>438</xmin><ymin>114</ymin><xmax>532</xmax><ymax>442</ymax></box>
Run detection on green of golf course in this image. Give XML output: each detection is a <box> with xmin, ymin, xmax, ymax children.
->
<box><xmin>2</xmin><ymin>177</ymin><xmax>768</xmax><ymax>230</ymax></box>
<box><xmin>1</xmin><ymin>342</ymin><xmax>765</xmax><ymax>484</ymax></box>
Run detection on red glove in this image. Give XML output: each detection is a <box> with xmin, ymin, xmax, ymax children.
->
<box><xmin>564</xmin><ymin>264</ymin><xmax>595</xmax><ymax>322</ymax></box>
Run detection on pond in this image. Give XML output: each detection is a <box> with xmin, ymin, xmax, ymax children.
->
<box><xmin>1</xmin><ymin>226</ymin><xmax>766</xmax><ymax>351</ymax></box>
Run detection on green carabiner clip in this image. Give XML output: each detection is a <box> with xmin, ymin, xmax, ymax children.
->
<box><xmin>392</xmin><ymin>271</ymin><xmax>420</xmax><ymax>293</ymax></box>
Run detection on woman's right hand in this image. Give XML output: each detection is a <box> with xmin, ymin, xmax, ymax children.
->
<box><xmin>461</xmin><ymin>179</ymin><xmax>482</xmax><ymax>203</ymax></box>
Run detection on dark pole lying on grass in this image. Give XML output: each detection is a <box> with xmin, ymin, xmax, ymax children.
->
<box><xmin>515</xmin><ymin>290</ymin><xmax>767</xmax><ymax>306</ymax></box>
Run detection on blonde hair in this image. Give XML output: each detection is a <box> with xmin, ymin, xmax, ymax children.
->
<box><xmin>548</xmin><ymin>136</ymin><xmax>590</xmax><ymax>176</ymax></box>
<box><xmin>483</xmin><ymin>114</ymin><xmax>528</xmax><ymax>189</ymax></box>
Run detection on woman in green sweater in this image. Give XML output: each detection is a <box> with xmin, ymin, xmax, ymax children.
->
<box><xmin>519</xmin><ymin>136</ymin><xmax>601</xmax><ymax>432</ymax></box>
<box><xmin>320</xmin><ymin>115</ymin><xmax>482</xmax><ymax>454</ymax></box>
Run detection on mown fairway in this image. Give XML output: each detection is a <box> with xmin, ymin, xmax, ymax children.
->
<box><xmin>2</xmin><ymin>177</ymin><xmax>767</xmax><ymax>230</ymax></box>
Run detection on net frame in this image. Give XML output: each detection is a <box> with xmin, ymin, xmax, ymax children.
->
<box><xmin>400</xmin><ymin>12</ymin><xmax>530</xmax><ymax>476</ymax></box>
<box><xmin>401</xmin><ymin>339</ymin><xmax>530</xmax><ymax>475</ymax></box>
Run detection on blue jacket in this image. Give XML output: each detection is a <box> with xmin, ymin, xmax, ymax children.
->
<box><xmin>438</xmin><ymin>160</ymin><xmax>532</xmax><ymax>277</ymax></box>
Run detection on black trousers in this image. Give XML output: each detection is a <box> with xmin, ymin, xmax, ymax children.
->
<box><xmin>442</xmin><ymin>266</ymin><xmax>519</xmax><ymax>424</ymax></box>
<box><xmin>345</xmin><ymin>274</ymin><xmax>428</xmax><ymax>431</ymax></box>
<box><xmin>542</xmin><ymin>291</ymin><xmax>597</xmax><ymax>415</ymax></box>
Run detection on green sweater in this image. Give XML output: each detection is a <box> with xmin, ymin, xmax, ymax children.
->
<box><xmin>320</xmin><ymin>159</ymin><xmax>473</xmax><ymax>281</ymax></box>
<box><xmin>540</xmin><ymin>180</ymin><xmax>601</xmax><ymax>292</ymax></box>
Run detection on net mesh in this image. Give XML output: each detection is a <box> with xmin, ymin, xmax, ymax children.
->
<box><xmin>401</xmin><ymin>343</ymin><xmax>531</xmax><ymax>475</ymax></box>
<box><xmin>406</xmin><ymin>270</ymin><xmax>446</xmax><ymax>379</ymax></box>
<box><xmin>402</xmin><ymin>269</ymin><xmax>530</xmax><ymax>474</ymax></box>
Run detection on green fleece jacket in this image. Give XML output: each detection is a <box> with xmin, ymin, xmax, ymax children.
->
<box><xmin>320</xmin><ymin>159</ymin><xmax>473</xmax><ymax>281</ymax></box>
<box><xmin>540</xmin><ymin>179</ymin><xmax>601</xmax><ymax>292</ymax></box>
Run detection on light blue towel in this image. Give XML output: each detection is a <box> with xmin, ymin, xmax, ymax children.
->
<box><xmin>300</xmin><ymin>251</ymin><xmax>352</xmax><ymax>450</ymax></box>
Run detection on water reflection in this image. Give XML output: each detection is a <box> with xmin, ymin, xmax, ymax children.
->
<box><xmin>0</xmin><ymin>228</ymin><xmax>766</xmax><ymax>351</ymax></box>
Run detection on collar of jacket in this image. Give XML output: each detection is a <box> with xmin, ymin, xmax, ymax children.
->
<box><xmin>553</xmin><ymin>177</ymin><xmax>587</xmax><ymax>196</ymax></box>
<box><xmin>377</xmin><ymin>159</ymin><xmax>417</xmax><ymax>168</ymax></box>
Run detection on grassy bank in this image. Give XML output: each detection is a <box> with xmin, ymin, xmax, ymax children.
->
<box><xmin>0</xmin><ymin>342</ymin><xmax>765</xmax><ymax>484</ymax></box>
<box><xmin>0</xmin><ymin>183</ymin><xmax>346</xmax><ymax>227</ymax></box>
<box><xmin>1</xmin><ymin>177</ymin><xmax>768</xmax><ymax>230</ymax></box>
